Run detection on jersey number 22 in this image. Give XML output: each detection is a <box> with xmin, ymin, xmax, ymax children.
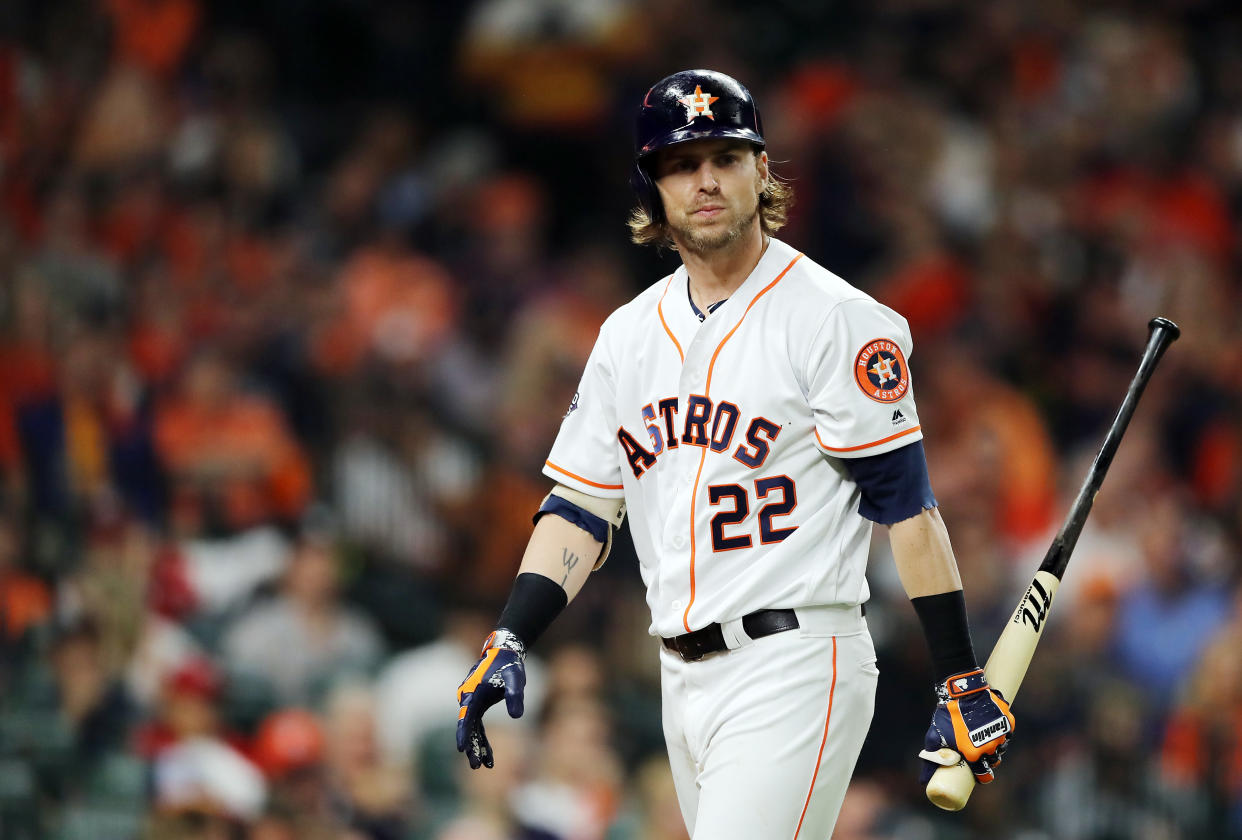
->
<box><xmin>707</xmin><ymin>475</ymin><xmax>797</xmax><ymax>552</ymax></box>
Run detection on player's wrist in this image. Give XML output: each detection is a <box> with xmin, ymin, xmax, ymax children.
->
<box><xmin>495</xmin><ymin>572</ymin><xmax>569</xmax><ymax>648</ymax></box>
<box><xmin>935</xmin><ymin>668</ymin><xmax>988</xmax><ymax>702</ymax></box>
<box><xmin>485</xmin><ymin>628</ymin><xmax>527</xmax><ymax>660</ymax></box>
<box><xmin>910</xmin><ymin>590</ymin><xmax>978</xmax><ymax>682</ymax></box>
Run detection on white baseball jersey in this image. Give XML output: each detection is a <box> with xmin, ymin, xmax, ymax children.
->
<box><xmin>544</xmin><ymin>237</ymin><xmax>923</xmax><ymax>639</ymax></box>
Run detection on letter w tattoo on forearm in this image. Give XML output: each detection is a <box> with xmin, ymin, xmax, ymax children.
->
<box><xmin>561</xmin><ymin>548</ymin><xmax>580</xmax><ymax>586</ymax></box>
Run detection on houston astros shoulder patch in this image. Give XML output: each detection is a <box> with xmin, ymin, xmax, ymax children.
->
<box><xmin>854</xmin><ymin>338</ymin><xmax>910</xmax><ymax>403</ymax></box>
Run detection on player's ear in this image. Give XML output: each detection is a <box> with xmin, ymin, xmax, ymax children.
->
<box><xmin>755</xmin><ymin>150</ymin><xmax>770</xmax><ymax>195</ymax></box>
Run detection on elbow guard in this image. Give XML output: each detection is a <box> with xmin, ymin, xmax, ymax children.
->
<box><xmin>537</xmin><ymin>485</ymin><xmax>627</xmax><ymax>570</ymax></box>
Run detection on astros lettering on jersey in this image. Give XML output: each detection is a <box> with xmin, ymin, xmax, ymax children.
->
<box><xmin>544</xmin><ymin>237</ymin><xmax>921</xmax><ymax>637</ymax></box>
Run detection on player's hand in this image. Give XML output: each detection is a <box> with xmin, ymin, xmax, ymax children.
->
<box><xmin>456</xmin><ymin>629</ymin><xmax>527</xmax><ymax>769</ymax></box>
<box><xmin>918</xmin><ymin>668</ymin><xmax>1014</xmax><ymax>785</ymax></box>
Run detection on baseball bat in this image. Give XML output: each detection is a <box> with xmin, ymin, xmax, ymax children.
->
<box><xmin>925</xmin><ymin>316</ymin><xmax>1181</xmax><ymax>812</ymax></box>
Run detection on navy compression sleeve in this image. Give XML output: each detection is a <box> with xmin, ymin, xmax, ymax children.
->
<box><xmin>842</xmin><ymin>440</ymin><xmax>937</xmax><ymax>525</ymax></box>
<box><xmin>533</xmin><ymin>495</ymin><xmax>610</xmax><ymax>544</ymax></box>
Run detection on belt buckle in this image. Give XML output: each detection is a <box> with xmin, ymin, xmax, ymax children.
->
<box><xmin>667</xmin><ymin>635</ymin><xmax>703</xmax><ymax>662</ymax></box>
<box><xmin>676</xmin><ymin>637</ymin><xmax>702</xmax><ymax>662</ymax></box>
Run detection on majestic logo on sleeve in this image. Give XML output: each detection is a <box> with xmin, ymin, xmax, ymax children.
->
<box><xmin>564</xmin><ymin>391</ymin><xmax>580</xmax><ymax>418</ymax></box>
<box><xmin>678</xmin><ymin>85</ymin><xmax>719</xmax><ymax>121</ymax></box>
<box><xmin>853</xmin><ymin>338</ymin><xmax>910</xmax><ymax>403</ymax></box>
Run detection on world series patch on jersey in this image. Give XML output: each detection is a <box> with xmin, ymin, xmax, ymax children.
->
<box><xmin>543</xmin><ymin>237</ymin><xmax>922</xmax><ymax>638</ymax></box>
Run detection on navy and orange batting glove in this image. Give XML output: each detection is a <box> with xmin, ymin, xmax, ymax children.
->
<box><xmin>918</xmin><ymin>668</ymin><xmax>1014</xmax><ymax>785</ymax></box>
<box><xmin>456</xmin><ymin>629</ymin><xmax>527</xmax><ymax>769</ymax></box>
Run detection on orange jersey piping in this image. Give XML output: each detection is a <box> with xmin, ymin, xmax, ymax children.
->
<box><xmin>793</xmin><ymin>636</ymin><xmax>837</xmax><ymax>840</ymax></box>
<box><xmin>683</xmin><ymin>252</ymin><xmax>804</xmax><ymax>632</ymax></box>
<box><xmin>544</xmin><ymin>460</ymin><xmax>624</xmax><ymax>490</ymax></box>
<box><xmin>657</xmin><ymin>275</ymin><xmax>685</xmax><ymax>364</ymax></box>
<box><xmin>813</xmin><ymin>424</ymin><xmax>922</xmax><ymax>453</ymax></box>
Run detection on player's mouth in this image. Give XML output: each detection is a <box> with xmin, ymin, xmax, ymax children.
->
<box><xmin>692</xmin><ymin>204</ymin><xmax>726</xmax><ymax>219</ymax></box>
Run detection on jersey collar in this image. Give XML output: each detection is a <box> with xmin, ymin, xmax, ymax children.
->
<box><xmin>687</xmin><ymin>283</ymin><xmax>729</xmax><ymax>322</ymax></box>
<box><xmin>658</xmin><ymin>238</ymin><xmax>799</xmax><ymax>359</ymax></box>
<box><xmin>728</xmin><ymin>236</ymin><xmax>798</xmax><ymax>310</ymax></box>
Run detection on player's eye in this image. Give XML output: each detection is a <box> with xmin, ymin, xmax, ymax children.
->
<box><xmin>716</xmin><ymin>153</ymin><xmax>738</xmax><ymax>166</ymax></box>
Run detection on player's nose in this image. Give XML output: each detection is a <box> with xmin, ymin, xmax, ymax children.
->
<box><xmin>694</xmin><ymin>162</ymin><xmax>720</xmax><ymax>192</ymax></box>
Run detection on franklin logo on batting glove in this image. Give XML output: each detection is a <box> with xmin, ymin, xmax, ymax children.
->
<box><xmin>969</xmin><ymin>717</ymin><xmax>1012</xmax><ymax>746</ymax></box>
<box><xmin>919</xmin><ymin>667</ymin><xmax>1014</xmax><ymax>785</ymax></box>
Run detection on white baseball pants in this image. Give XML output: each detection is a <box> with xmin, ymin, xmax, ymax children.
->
<box><xmin>660</xmin><ymin>605</ymin><xmax>878</xmax><ymax>840</ymax></box>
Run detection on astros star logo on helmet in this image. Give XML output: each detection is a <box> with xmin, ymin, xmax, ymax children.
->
<box><xmin>678</xmin><ymin>85</ymin><xmax>719</xmax><ymax>122</ymax></box>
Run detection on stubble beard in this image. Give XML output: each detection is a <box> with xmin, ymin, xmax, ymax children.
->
<box><xmin>672</xmin><ymin>199</ymin><xmax>760</xmax><ymax>258</ymax></box>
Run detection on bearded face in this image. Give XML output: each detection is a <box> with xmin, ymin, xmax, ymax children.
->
<box><xmin>652</xmin><ymin>139</ymin><xmax>768</xmax><ymax>256</ymax></box>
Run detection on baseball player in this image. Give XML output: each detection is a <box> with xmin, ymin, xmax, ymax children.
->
<box><xmin>456</xmin><ymin>69</ymin><xmax>1014</xmax><ymax>838</ymax></box>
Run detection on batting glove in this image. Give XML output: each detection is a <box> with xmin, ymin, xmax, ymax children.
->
<box><xmin>918</xmin><ymin>668</ymin><xmax>1014</xmax><ymax>785</ymax></box>
<box><xmin>456</xmin><ymin>629</ymin><xmax>527</xmax><ymax>769</ymax></box>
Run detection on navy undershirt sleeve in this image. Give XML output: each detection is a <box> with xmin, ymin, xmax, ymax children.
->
<box><xmin>533</xmin><ymin>495</ymin><xmax>610</xmax><ymax>544</ymax></box>
<box><xmin>842</xmin><ymin>440</ymin><xmax>937</xmax><ymax>525</ymax></box>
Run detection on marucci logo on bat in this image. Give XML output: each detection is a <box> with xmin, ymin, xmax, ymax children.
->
<box><xmin>969</xmin><ymin>717</ymin><xmax>1011</xmax><ymax>746</ymax></box>
<box><xmin>1016</xmin><ymin>577</ymin><xmax>1053</xmax><ymax>631</ymax></box>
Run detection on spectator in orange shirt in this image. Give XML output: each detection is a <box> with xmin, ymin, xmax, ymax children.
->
<box><xmin>0</xmin><ymin>511</ymin><xmax>51</xmax><ymax>643</ymax></box>
<box><xmin>316</xmin><ymin>233</ymin><xmax>458</xmax><ymax>376</ymax></box>
<box><xmin>154</xmin><ymin>348</ymin><xmax>311</xmax><ymax>536</ymax></box>
<box><xmin>104</xmin><ymin>0</ymin><xmax>201</xmax><ymax>82</ymax></box>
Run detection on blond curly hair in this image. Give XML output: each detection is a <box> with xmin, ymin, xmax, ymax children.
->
<box><xmin>627</xmin><ymin>156</ymin><xmax>793</xmax><ymax>248</ymax></box>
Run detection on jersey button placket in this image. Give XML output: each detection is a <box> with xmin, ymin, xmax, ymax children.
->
<box><xmin>672</xmin><ymin>333</ymin><xmax>709</xmax><ymax>636</ymax></box>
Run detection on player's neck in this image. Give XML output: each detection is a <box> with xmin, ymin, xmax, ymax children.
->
<box><xmin>680</xmin><ymin>224</ymin><xmax>767</xmax><ymax>311</ymax></box>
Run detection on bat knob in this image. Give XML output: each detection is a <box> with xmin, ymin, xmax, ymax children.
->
<box><xmin>926</xmin><ymin>762</ymin><xmax>975</xmax><ymax>811</ymax></box>
<box><xmin>1148</xmin><ymin>317</ymin><xmax>1181</xmax><ymax>341</ymax></box>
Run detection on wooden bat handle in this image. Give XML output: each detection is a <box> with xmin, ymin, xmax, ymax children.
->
<box><xmin>926</xmin><ymin>761</ymin><xmax>976</xmax><ymax>811</ymax></box>
<box><xmin>925</xmin><ymin>571</ymin><xmax>1062</xmax><ymax>810</ymax></box>
<box><xmin>924</xmin><ymin>318</ymin><xmax>1180</xmax><ymax>812</ymax></box>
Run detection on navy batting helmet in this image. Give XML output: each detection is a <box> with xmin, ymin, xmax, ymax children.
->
<box><xmin>631</xmin><ymin>69</ymin><xmax>765</xmax><ymax>224</ymax></box>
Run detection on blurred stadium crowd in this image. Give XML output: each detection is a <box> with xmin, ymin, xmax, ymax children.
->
<box><xmin>1</xmin><ymin>0</ymin><xmax>1241</xmax><ymax>838</ymax></box>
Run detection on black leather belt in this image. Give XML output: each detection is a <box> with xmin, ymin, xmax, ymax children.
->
<box><xmin>662</xmin><ymin>608</ymin><xmax>800</xmax><ymax>662</ymax></box>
